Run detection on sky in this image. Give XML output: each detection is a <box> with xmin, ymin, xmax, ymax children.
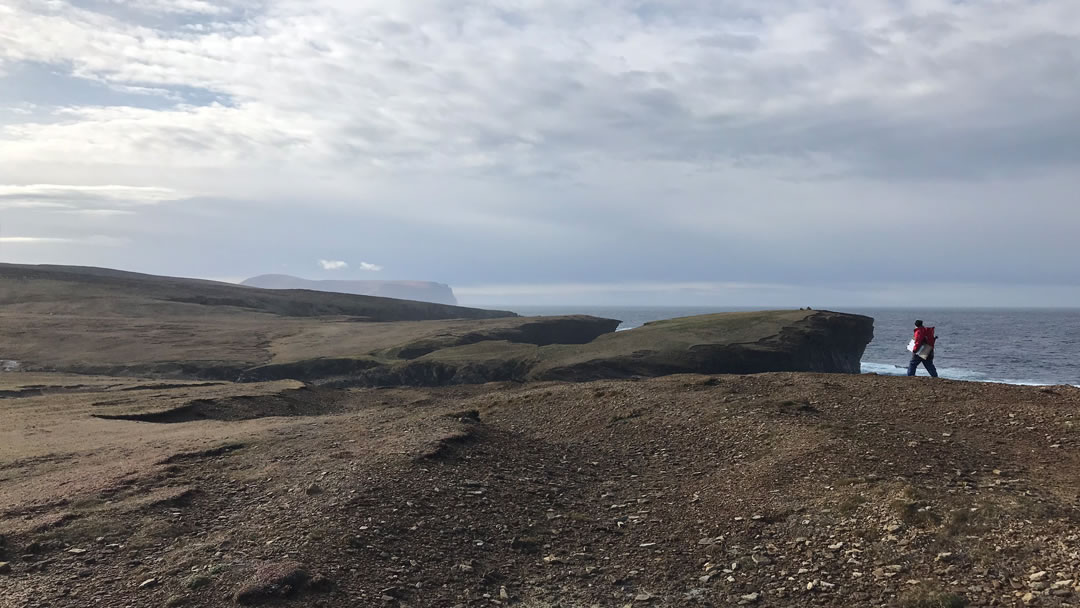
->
<box><xmin>1</xmin><ymin>0</ymin><xmax>1079</xmax><ymax>307</ymax></box>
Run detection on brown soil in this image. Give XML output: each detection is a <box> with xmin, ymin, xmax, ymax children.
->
<box><xmin>2</xmin><ymin>372</ymin><xmax>1080</xmax><ymax>608</ymax></box>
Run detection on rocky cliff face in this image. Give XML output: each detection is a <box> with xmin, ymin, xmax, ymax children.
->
<box><xmin>243</xmin><ymin>275</ymin><xmax>459</xmax><ymax>306</ymax></box>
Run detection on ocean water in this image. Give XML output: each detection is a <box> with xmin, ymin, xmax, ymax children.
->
<box><xmin>508</xmin><ymin>306</ymin><xmax>1080</xmax><ymax>387</ymax></box>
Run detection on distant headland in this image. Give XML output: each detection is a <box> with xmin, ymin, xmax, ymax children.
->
<box><xmin>242</xmin><ymin>274</ymin><xmax>458</xmax><ymax>305</ymax></box>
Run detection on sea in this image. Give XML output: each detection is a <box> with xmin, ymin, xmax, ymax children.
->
<box><xmin>507</xmin><ymin>307</ymin><xmax>1080</xmax><ymax>387</ymax></box>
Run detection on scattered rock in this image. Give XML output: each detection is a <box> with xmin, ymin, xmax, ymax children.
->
<box><xmin>1031</xmin><ymin>571</ymin><xmax>1049</xmax><ymax>582</ymax></box>
<box><xmin>304</xmin><ymin>483</ymin><xmax>323</xmax><ymax>496</ymax></box>
<box><xmin>0</xmin><ymin>562</ymin><xmax>10</xmax><ymax>575</ymax></box>
<box><xmin>740</xmin><ymin>592</ymin><xmax>760</xmax><ymax>603</ymax></box>
<box><xmin>139</xmin><ymin>578</ymin><xmax>159</xmax><ymax>589</ymax></box>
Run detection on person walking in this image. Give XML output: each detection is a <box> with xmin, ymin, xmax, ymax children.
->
<box><xmin>907</xmin><ymin>320</ymin><xmax>938</xmax><ymax>378</ymax></box>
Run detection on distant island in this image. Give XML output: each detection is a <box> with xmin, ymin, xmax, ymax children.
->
<box><xmin>242</xmin><ymin>274</ymin><xmax>458</xmax><ymax>305</ymax></box>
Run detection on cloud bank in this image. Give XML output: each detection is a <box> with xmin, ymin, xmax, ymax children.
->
<box><xmin>1</xmin><ymin>0</ymin><xmax>1078</xmax><ymax>304</ymax></box>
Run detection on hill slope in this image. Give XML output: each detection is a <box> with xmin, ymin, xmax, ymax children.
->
<box><xmin>0</xmin><ymin>264</ymin><xmax>504</xmax><ymax>321</ymax></box>
<box><xmin>0</xmin><ymin>264</ymin><xmax>520</xmax><ymax>378</ymax></box>
<box><xmin>242</xmin><ymin>274</ymin><xmax>459</xmax><ymax>306</ymax></box>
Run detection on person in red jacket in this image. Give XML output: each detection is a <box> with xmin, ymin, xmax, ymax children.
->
<box><xmin>907</xmin><ymin>320</ymin><xmax>938</xmax><ymax>377</ymax></box>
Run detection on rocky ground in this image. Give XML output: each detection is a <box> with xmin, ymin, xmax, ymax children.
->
<box><xmin>2</xmin><ymin>372</ymin><xmax>1080</xmax><ymax>607</ymax></box>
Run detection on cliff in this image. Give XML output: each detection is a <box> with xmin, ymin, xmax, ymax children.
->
<box><xmin>242</xmin><ymin>275</ymin><xmax>459</xmax><ymax>306</ymax></box>
<box><xmin>317</xmin><ymin>310</ymin><xmax>874</xmax><ymax>387</ymax></box>
<box><xmin>528</xmin><ymin>309</ymin><xmax>874</xmax><ymax>381</ymax></box>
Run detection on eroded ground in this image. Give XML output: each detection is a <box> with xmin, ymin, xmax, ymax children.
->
<box><xmin>2</xmin><ymin>372</ymin><xmax>1080</xmax><ymax>607</ymax></box>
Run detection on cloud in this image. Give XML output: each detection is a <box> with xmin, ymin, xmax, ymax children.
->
<box><xmin>358</xmin><ymin>262</ymin><xmax>383</xmax><ymax>272</ymax></box>
<box><xmin>0</xmin><ymin>1</ymin><xmax>1078</xmax><ymax>302</ymax></box>
<box><xmin>0</xmin><ymin>237</ymin><xmax>72</xmax><ymax>243</ymax></box>
<box><xmin>0</xmin><ymin>235</ymin><xmax>127</xmax><ymax>245</ymax></box>
<box><xmin>3</xmin><ymin>0</ymin><xmax>1078</xmax><ymax>181</ymax></box>
<box><xmin>0</xmin><ymin>184</ymin><xmax>187</xmax><ymax>217</ymax></box>
<box><xmin>318</xmin><ymin>259</ymin><xmax>348</xmax><ymax>271</ymax></box>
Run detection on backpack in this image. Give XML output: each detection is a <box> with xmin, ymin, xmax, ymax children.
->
<box><xmin>916</xmin><ymin>327</ymin><xmax>935</xmax><ymax>359</ymax></box>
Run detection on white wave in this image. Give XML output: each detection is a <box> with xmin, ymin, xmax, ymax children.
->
<box><xmin>860</xmin><ymin>361</ymin><xmax>1072</xmax><ymax>387</ymax></box>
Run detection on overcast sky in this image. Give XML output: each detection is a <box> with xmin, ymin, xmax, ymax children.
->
<box><xmin>2</xmin><ymin>0</ymin><xmax>1079</xmax><ymax>306</ymax></box>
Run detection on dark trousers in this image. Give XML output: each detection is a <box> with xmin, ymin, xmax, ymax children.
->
<box><xmin>907</xmin><ymin>351</ymin><xmax>938</xmax><ymax>377</ymax></box>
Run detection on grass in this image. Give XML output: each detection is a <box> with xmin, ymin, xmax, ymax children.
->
<box><xmin>184</xmin><ymin>574</ymin><xmax>213</xmax><ymax>590</ymax></box>
<box><xmin>889</xmin><ymin>485</ymin><xmax>944</xmax><ymax>528</ymax></box>
<box><xmin>38</xmin><ymin>515</ymin><xmax>129</xmax><ymax>547</ymax></box>
<box><xmin>890</xmin><ymin>498</ymin><xmax>943</xmax><ymax>528</ymax></box>
<box><xmin>900</xmin><ymin>585</ymin><xmax>968</xmax><ymax>608</ymax></box>
<box><xmin>837</xmin><ymin>493</ymin><xmax>868</xmax><ymax>516</ymax></box>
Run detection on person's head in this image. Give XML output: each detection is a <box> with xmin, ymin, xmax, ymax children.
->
<box><xmin>914</xmin><ymin>320</ymin><xmax>924</xmax><ymax>328</ymax></box>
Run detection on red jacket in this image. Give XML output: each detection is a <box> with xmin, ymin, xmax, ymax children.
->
<box><xmin>913</xmin><ymin>326</ymin><xmax>936</xmax><ymax>352</ymax></box>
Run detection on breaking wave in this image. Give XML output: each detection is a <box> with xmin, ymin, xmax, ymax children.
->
<box><xmin>860</xmin><ymin>361</ymin><xmax>1075</xmax><ymax>387</ymax></box>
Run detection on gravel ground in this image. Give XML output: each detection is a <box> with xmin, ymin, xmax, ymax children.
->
<box><xmin>2</xmin><ymin>372</ymin><xmax>1080</xmax><ymax>607</ymax></box>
